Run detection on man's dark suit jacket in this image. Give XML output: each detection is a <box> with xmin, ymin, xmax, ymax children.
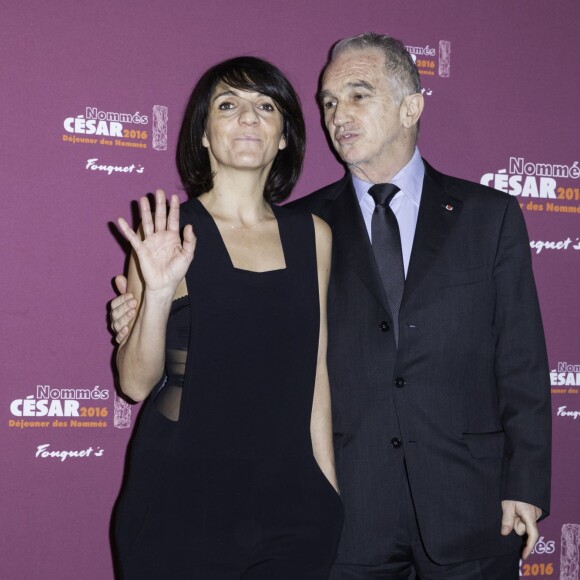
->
<box><xmin>290</xmin><ymin>160</ymin><xmax>551</xmax><ymax>566</ymax></box>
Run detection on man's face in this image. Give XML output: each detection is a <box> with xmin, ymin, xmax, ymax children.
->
<box><xmin>320</xmin><ymin>48</ymin><xmax>408</xmax><ymax>180</ymax></box>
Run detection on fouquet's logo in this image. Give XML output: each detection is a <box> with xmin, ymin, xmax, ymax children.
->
<box><xmin>86</xmin><ymin>158</ymin><xmax>144</xmax><ymax>175</ymax></box>
<box><xmin>35</xmin><ymin>443</ymin><xmax>104</xmax><ymax>462</ymax></box>
<box><xmin>557</xmin><ymin>406</ymin><xmax>580</xmax><ymax>420</ymax></box>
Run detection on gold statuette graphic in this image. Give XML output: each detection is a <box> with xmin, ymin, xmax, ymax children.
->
<box><xmin>438</xmin><ymin>40</ymin><xmax>451</xmax><ymax>78</ymax></box>
<box><xmin>114</xmin><ymin>395</ymin><xmax>132</xmax><ymax>429</ymax></box>
<box><xmin>152</xmin><ymin>105</ymin><xmax>168</xmax><ymax>151</ymax></box>
<box><xmin>561</xmin><ymin>524</ymin><xmax>580</xmax><ymax>580</ymax></box>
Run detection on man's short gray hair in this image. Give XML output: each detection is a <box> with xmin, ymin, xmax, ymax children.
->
<box><xmin>330</xmin><ymin>32</ymin><xmax>421</xmax><ymax>103</ymax></box>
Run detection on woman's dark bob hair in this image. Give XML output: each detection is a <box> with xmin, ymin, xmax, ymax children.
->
<box><xmin>176</xmin><ymin>56</ymin><xmax>306</xmax><ymax>204</ymax></box>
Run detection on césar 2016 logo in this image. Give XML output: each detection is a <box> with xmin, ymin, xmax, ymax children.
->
<box><xmin>551</xmin><ymin>362</ymin><xmax>580</xmax><ymax>386</ymax></box>
<box><xmin>519</xmin><ymin>537</ymin><xmax>556</xmax><ymax>578</ymax></box>
<box><xmin>481</xmin><ymin>157</ymin><xmax>580</xmax><ymax>200</ymax></box>
<box><xmin>63</xmin><ymin>107</ymin><xmax>148</xmax><ymax>137</ymax></box>
<box><xmin>10</xmin><ymin>385</ymin><xmax>109</xmax><ymax>417</ymax></box>
<box><xmin>531</xmin><ymin>536</ymin><xmax>555</xmax><ymax>555</ymax></box>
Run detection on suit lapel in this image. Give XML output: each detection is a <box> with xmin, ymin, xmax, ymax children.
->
<box><xmin>403</xmin><ymin>162</ymin><xmax>463</xmax><ymax>302</ymax></box>
<box><xmin>321</xmin><ymin>162</ymin><xmax>464</xmax><ymax>313</ymax></box>
<box><xmin>325</xmin><ymin>175</ymin><xmax>391</xmax><ymax>314</ymax></box>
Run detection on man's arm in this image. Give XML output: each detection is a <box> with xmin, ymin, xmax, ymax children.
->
<box><xmin>493</xmin><ymin>195</ymin><xmax>551</xmax><ymax>559</ymax></box>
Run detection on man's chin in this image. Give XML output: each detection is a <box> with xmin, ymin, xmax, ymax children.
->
<box><xmin>336</xmin><ymin>150</ymin><xmax>361</xmax><ymax>167</ymax></box>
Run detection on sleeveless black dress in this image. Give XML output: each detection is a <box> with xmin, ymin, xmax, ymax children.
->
<box><xmin>114</xmin><ymin>198</ymin><xmax>343</xmax><ymax>579</ymax></box>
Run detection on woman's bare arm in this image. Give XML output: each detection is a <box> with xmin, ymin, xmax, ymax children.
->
<box><xmin>115</xmin><ymin>190</ymin><xmax>195</xmax><ymax>402</ymax></box>
<box><xmin>310</xmin><ymin>215</ymin><xmax>338</xmax><ymax>492</ymax></box>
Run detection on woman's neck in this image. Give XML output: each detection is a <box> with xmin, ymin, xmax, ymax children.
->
<box><xmin>199</xmin><ymin>169</ymin><xmax>272</xmax><ymax>226</ymax></box>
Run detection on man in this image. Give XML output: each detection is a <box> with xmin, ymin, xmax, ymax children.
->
<box><xmin>110</xmin><ymin>33</ymin><xmax>551</xmax><ymax>578</ymax></box>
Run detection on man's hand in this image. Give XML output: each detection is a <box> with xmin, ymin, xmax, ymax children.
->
<box><xmin>110</xmin><ymin>275</ymin><xmax>136</xmax><ymax>344</ymax></box>
<box><xmin>501</xmin><ymin>500</ymin><xmax>543</xmax><ymax>559</ymax></box>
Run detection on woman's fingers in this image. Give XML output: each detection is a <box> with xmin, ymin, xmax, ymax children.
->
<box><xmin>140</xmin><ymin>190</ymin><xmax>177</xmax><ymax>236</ymax></box>
<box><xmin>117</xmin><ymin>217</ymin><xmax>142</xmax><ymax>251</ymax></box>
<box><xmin>140</xmin><ymin>195</ymin><xmax>155</xmax><ymax>237</ymax></box>
<box><xmin>181</xmin><ymin>224</ymin><xmax>197</xmax><ymax>261</ymax></box>
<box><xmin>167</xmin><ymin>194</ymin><xmax>181</xmax><ymax>233</ymax></box>
<box><xmin>117</xmin><ymin>192</ymin><xmax>192</xmax><ymax>293</ymax></box>
<box><xmin>154</xmin><ymin>189</ymin><xmax>168</xmax><ymax>232</ymax></box>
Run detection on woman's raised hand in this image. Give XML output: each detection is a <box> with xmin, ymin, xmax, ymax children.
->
<box><xmin>117</xmin><ymin>190</ymin><xmax>196</xmax><ymax>294</ymax></box>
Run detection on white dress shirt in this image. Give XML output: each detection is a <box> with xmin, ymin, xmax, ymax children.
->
<box><xmin>351</xmin><ymin>148</ymin><xmax>425</xmax><ymax>277</ymax></box>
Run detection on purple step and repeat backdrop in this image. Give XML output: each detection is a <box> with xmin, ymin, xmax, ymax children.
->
<box><xmin>2</xmin><ymin>1</ymin><xmax>579</xmax><ymax>578</ymax></box>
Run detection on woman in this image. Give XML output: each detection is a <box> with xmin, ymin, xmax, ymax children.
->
<box><xmin>113</xmin><ymin>56</ymin><xmax>343</xmax><ymax>579</ymax></box>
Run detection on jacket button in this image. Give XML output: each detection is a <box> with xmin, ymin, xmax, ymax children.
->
<box><xmin>390</xmin><ymin>437</ymin><xmax>402</xmax><ymax>448</ymax></box>
<box><xmin>379</xmin><ymin>321</ymin><xmax>390</xmax><ymax>332</ymax></box>
<box><xmin>393</xmin><ymin>377</ymin><xmax>405</xmax><ymax>388</ymax></box>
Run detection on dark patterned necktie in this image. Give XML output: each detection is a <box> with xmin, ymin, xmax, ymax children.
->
<box><xmin>369</xmin><ymin>183</ymin><xmax>404</xmax><ymax>343</ymax></box>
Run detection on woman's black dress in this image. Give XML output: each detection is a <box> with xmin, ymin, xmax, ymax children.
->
<box><xmin>114</xmin><ymin>198</ymin><xmax>343</xmax><ymax>579</ymax></box>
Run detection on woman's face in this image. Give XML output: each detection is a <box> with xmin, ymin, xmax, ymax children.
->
<box><xmin>202</xmin><ymin>83</ymin><xmax>286</xmax><ymax>175</ymax></box>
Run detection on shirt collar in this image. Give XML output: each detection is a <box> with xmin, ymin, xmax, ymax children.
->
<box><xmin>351</xmin><ymin>147</ymin><xmax>424</xmax><ymax>207</ymax></box>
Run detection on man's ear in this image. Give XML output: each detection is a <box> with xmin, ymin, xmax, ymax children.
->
<box><xmin>400</xmin><ymin>93</ymin><xmax>424</xmax><ymax>129</ymax></box>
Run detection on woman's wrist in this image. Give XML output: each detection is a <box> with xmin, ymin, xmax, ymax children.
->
<box><xmin>142</xmin><ymin>286</ymin><xmax>176</xmax><ymax>307</ymax></box>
